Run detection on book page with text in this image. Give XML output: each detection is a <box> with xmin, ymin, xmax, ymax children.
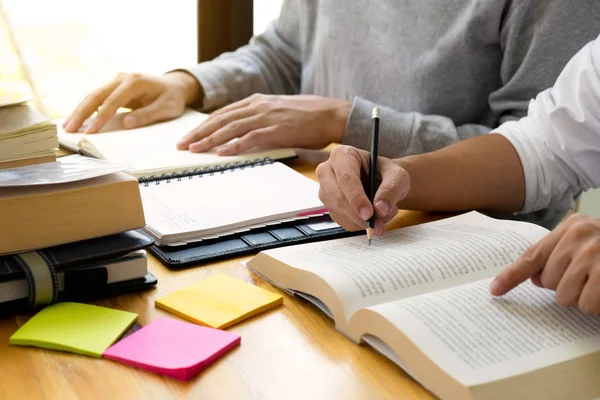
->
<box><xmin>365</xmin><ymin>279</ymin><xmax>600</xmax><ymax>386</ymax></box>
<box><xmin>264</xmin><ymin>212</ymin><xmax>548</xmax><ymax>319</ymax></box>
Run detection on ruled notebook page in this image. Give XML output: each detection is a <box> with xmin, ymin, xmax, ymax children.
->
<box><xmin>140</xmin><ymin>162</ymin><xmax>325</xmax><ymax>244</ymax></box>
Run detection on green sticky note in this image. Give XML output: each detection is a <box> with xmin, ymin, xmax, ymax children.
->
<box><xmin>9</xmin><ymin>302</ymin><xmax>137</xmax><ymax>358</ymax></box>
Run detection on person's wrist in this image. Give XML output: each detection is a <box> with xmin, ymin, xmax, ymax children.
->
<box><xmin>164</xmin><ymin>71</ymin><xmax>204</xmax><ymax>106</ymax></box>
<box><xmin>395</xmin><ymin>157</ymin><xmax>414</xmax><ymax>208</ymax></box>
<box><xmin>328</xmin><ymin>99</ymin><xmax>352</xmax><ymax>144</ymax></box>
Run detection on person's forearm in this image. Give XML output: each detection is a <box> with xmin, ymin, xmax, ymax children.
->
<box><xmin>342</xmin><ymin>97</ymin><xmax>493</xmax><ymax>158</ymax></box>
<box><xmin>183</xmin><ymin>2</ymin><xmax>302</xmax><ymax>112</ymax></box>
<box><xmin>397</xmin><ymin>134</ymin><xmax>525</xmax><ymax>213</ymax></box>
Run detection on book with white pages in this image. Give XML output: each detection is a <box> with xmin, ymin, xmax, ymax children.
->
<box><xmin>140</xmin><ymin>160</ymin><xmax>327</xmax><ymax>246</ymax></box>
<box><xmin>0</xmin><ymin>103</ymin><xmax>57</xmax><ymax>167</ymax></box>
<box><xmin>57</xmin><ymin>109</ymin><xmax>297</xmax><ymax>179</ymax></box>
<box><xmin>247</xmin><ymin>212</ymin><xmax>600</xmax><ymax>400</ymax></box>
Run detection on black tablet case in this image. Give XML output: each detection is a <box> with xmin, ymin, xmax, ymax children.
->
<box><xmin>146</xmin><ymin>215</ymin><xmax>360</xmax><ymax>269</ymax></box>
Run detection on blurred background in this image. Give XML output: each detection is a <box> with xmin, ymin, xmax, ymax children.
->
<box><xmin>0</xmin><ymin>0</ymin><xmax>282</xmax><ymax>117</ymax></box>
<box><xmin>0</xmin><ymin>0</ymin><xmax>597</xmax><ymax>217</ymax></box>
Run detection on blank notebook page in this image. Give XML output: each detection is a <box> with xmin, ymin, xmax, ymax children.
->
<box><xmin>141</xmin><ymin>162</ymin><xmax>324</xmax><ymax>241</ymax></box>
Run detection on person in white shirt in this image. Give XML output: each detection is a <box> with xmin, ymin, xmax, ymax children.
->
<box><xmin>316</xmin><ymin>35</ymin><xmax>600</xmax><ymax>314</ymax></box>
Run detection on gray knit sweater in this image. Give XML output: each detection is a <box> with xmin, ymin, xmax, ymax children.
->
<box><xmin>185</xmin><ymin>0</ymin><xmax>600</xmax><ymax>227</ymax></box>
<box><xmin>187</xmin><ymin>0</ymin><xmax>599</xmax><ymax>157</ymax></box>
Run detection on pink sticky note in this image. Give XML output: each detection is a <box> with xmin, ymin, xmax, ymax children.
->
<box><xmin>297</xmin><ymin>208</ymin><xmax>328</xmax><ymax>217</ymax></box>
<box><xmin>103</xmin><ymin>318</ymin><xmax>241</xmax><ymax>381</ymax></box>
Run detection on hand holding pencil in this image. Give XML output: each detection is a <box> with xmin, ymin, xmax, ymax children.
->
<box><xmin>316</xmin><ymin>108</ymin><xmax>411</xmax><ymax>239</ymax></box>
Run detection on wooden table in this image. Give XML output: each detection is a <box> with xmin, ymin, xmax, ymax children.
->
<box><xmin>0</xmin><ymin>151</ymin><xmax>446</xmax><ymax>400</ymax></box>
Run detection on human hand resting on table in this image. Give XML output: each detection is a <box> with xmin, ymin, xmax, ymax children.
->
<box><xmin>491</xmin><ymin>214</ymin><xmax>600</xmax><ymax>315</ymax></box>
<box><xmin>315</xmin><ymin>145</ymin><xmax>410</xmax><ymax>236</ymax></box>
<box><xmin>64</xmin><ymin>74</ymin><xmax>350</xmax><ymax>155</ymax></box>
<box><xmin>63</xmin><ymin>71</ymin><xmax>201</xmax><ymax>134</ymax></box>
<box><xmin>176</xmin><ymin>94</ymin><xmax>351</xmax><ymax>155</ymax></box>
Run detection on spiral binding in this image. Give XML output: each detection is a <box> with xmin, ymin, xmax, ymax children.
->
<box><xmin>138</xmin><ymin>157</ymin><xmax>274</xmax><ymax>186</ymax></box>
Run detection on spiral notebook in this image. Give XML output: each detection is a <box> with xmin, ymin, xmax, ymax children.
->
<box><xmin>139</xmin><ymin>160</ymin><xmax>327</xmax><ymax>246</ymax></box>
<box><xmin>57</xmin><ymin>109</ymin><xmax>297</xmax><ymax>179</ymax></box>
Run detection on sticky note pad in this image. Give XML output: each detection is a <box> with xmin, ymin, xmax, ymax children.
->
<box><xmin>103</xmin><ymin>318</ymin><xmax>241</xmax><ymax>381</ymax></box>
<box><xmin>9</xmin><ymin>302</ymin><xmax>137</xmax><ymax>358</ymax></box>
<box><xmin>155</xmin><ymin>274</ymin><xmax>283</xmax><ymax>329</ymax></box>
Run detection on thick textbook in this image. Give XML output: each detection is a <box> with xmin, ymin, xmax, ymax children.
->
<box><xmin>0</xmin><ymin>172</ymin><xmax>145</xmax><ymax>254</ymax></box>
<box><xmin>247</xmin><ymin>212</ymin><xmax>600</xmax><ymax>400</ymax></box>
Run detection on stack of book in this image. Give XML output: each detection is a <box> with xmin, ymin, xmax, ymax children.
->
<box><xmin>0</xmin><ymin>156</ymin><xmax>156</xmax><ymax>314</ymax></box>
<box><xmin>0</xmin><ymin>102</ymin><xmax>58</xmax><ymax>169</ymax></box>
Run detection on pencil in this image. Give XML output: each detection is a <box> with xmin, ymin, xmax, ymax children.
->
<box><xmin>366</xmin><ymin>107</ymin><xmax>380</xmax><ymax>245</ymax></box>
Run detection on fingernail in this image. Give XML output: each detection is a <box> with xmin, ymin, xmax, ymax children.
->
<box><xmin>359</xmin><ymin>206</ymin><xmax>371</xmax><ymax>220</ymax></box>
<box><xmin>490</xmin><ymin>279</ymin><xmax>504</xmax><ymax>296</ymax></box>
<box><xmin>177</xmin><ymin>135</ymin><xmax>190</xmax><ymax>147</ymax></box>
<box><xmin>192</xmin><ymin>140</ymin><xmax>206</xmax><ymax>151</ymax></box>
<box><xmin>124</xmin><ymin>115</ymin><xmax>136</xmax><ymax>128</ymax></box>
<box><xmin>65</xmin><ymin>121</ymin><xmax>75</xmax><ymax>132</ymax></box>
<box><xmin>375</xmin><ymin>200</ymin><xmax>390</xmax><ymax>215</ymax></box>
<box><xmin>216</xmin><ymin>145</ymin><xmax>230</xmax><ymax>155</ymax></box>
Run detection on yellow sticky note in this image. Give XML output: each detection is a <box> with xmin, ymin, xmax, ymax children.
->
<box><xmin>9</xmin><ymin>302</ymin><xmax>137</xmax><ymax>358</ymax></box>
<box><xmin>155</xmin><ymin>274</ymin><xmax>283</xmax><ymax>329</ymax></box>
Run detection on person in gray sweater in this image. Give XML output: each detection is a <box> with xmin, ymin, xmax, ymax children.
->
<box><xmin>64</xmin><ymin>1</ymin><xmax>600</xmax><ymax>227</ymax></box>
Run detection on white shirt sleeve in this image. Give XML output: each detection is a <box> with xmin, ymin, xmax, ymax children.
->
<box><xmin>495</xmin><ymin>35</ymin><xmax>600</xmax><ymax>214</ymax></box>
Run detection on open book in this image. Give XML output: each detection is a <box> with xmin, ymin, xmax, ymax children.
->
<box><xmin>57</xmin><ymin>109</ymin><xmax>296</xmax><ymax>179</ymax></box>
<box><xmin>247</xmin><ymin>212</ymin><xmax>600</xmax><ymax>400</ymax></box>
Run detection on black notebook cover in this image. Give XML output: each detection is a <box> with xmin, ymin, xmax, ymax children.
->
<box><xmin>0</xmin><ymin>229</ymin><xmax>154</xmax><ymax>283</ymax></box>
<box><xmin>147</xmin><ymin>215</ymin><xmax>361</xmax><ymax>269</ymax></box>
<box><xmin>0</xmin><ymin>272</ymin><xmax>157</xmax><ymax>316</ymax></box>
<box><xmin>0</xmin><ymin>230</ymin><xmax>157</xmax><ymax>315</ymax></box>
